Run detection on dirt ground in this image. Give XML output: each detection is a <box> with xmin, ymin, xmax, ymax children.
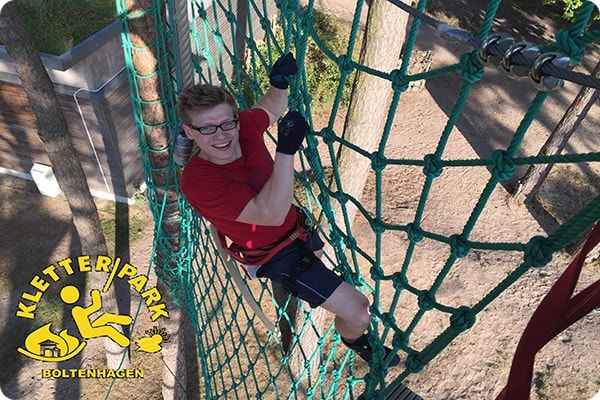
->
<box><xmin>300</xmin><ymin>1</ymin><xmax>600</xmax><ymax>398</ymax></box>
<box><xmin>1</xmin><ymin>1</ymin><xmax>600</xmax><ymax>400</ymax></box>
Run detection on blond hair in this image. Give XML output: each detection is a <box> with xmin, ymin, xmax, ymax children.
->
<box><xmin>176</xmin><ymin>84</ymin><xmax>238</xmax><ymax>125</ymax></box>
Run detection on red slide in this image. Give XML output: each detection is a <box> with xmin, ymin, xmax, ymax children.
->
<box><xmin>496</xmin><ymin>222</ymin><xmax>600</xmax><ymax>400</ymax></box>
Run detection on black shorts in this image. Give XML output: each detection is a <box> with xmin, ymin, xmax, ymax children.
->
<box><xmin>256</xmin><ymin>230</ymin><xmax>344</xmax><ymax>308</ymax></box>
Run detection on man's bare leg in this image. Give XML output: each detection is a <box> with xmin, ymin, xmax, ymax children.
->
<box><xmin>319</xmin><ymin>281</ymin><xmax>400</xmax><ymax>366</ymax></box>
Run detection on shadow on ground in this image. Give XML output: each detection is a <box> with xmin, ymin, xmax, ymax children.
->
<box><xmin>416</xmin><ymin>0</ymin><xmax>600</xmax><ymax>238</ymax></box>
<box><xmin>0</xmin><ymin>176</ymin><xmax>83</xmax><ymax>399</ymax></box>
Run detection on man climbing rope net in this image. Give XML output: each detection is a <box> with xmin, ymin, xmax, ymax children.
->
<box><xmin>177</xmin><ymin>52</ymin><xmax>399</xmax><ymax>366</ymax></box>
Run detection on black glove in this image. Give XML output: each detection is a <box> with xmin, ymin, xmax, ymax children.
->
<box><xmin>269</xmin><ymin>52</ymin><xmax>298</xmax><ymax>89</ymax></box>
<box><xmin>276</xmin><ymin>111</ymin><xmax>309</xmax><ymax>155</ymax></box>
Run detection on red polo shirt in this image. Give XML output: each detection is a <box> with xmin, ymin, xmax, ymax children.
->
<box><xmin>180</xmin><ymin>108</ymin><xmax>299</xmax><ymax>250</ymax></box>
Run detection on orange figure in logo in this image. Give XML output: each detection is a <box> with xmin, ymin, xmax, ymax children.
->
<box><xmin>60</xmin><ymin>285</ymin><xmax>132</xmax><ymax>347</ymax></box>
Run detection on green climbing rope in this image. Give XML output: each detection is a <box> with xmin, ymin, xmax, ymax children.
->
<box><xmin>116</xmin><ymin>0</ymin><xmax>600</xmax><ymax>398</ymax></box>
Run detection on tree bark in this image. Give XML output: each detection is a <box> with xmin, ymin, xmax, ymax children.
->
<box><xmin>514</xmin><ymin>59</ymin><xmax>600</xmax><ymax>202</ymax></box>
<box><xmin>335</xmin><ymin>0</ymin><xmax>409</xmax><ymax>227</ymax></box>
<box><xmin>235</xmin><ymin>0</ymin><xmax>248</xmax><ymax>66</ymax></box>
<box><xmin>0</xmin><ymin>0</ymin><xmax>130</xmax><ymax>369</ymax></box>
<box><xmin>121</xmin><ymin>1</ymin><xmax>189</xmax><ymax>399</ymax></box>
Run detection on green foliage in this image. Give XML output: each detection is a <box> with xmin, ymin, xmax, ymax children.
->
<box><xmin>543</xmin><ymin>0</ymin><xmax>598</xmax><ymax>21</ymax></box>
<box><xmin>15</xmin><ymin>0</ymin><xmax>116</xmax><ymax>55</ymax></box>
<box><xmin>249</xmin><ymin>10</ymin><xmax>356</xmax><ymax>110</ymax></box>
<box><xmin>544</xmin><ymin>0</ymin><xmax>582</xmax><ymax>20</ymax></box>
<box><xmin>305</xmin><ymin>11</ymin><xmax>356</xmax><ymax>108</ymax></box>
<box><xmin>98</xmin><ymin>203</ymin><xmax>148</xmax><ymax>258</ymax></box>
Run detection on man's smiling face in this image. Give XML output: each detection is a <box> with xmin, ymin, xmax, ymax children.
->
<box><xmin>182</xmin><ymin>103</ymin><xmax>242</xmax><ymax>165</ymax></box>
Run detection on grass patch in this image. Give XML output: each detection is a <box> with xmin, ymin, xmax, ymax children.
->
<box><xmin>34</xmin><ymin>293</ymin><xmax>64</xmax><ymax>327</ymax></box>
<box><xmin>246</xmin><ymin>10</ymin><xmax>362</xmax><ymax>112</ymax></box>
<box><xmin>13</xmin><ymin>0</ymin><xmax>116</xmax><ymax>55</ymax></box>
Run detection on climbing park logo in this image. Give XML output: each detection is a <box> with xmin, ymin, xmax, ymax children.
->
<box><xmin>15</xmin><ymin>255</ymin><xmax>170</xmax><ymax>377</ymax></box>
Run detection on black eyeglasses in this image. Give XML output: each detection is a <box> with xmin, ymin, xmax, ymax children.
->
<box><xmin>188</xmin><ymin>118</ymin><xmax>239</xmax><ymax>136</ymax></box>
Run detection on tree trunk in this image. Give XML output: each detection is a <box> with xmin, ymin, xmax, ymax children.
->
<box><xmin>0</xmin><ymin>0</ymin><xmax>130</xmax><ymax>369</ymax></box>
<box><xmin>335</xmin><ymin>0</ymin><xmax>409</xmax><ymax>227</ymax></box>
<box><xmin>514</xmin><ymin>59</ymin><xmax>600</xmax><ymax>202</ymax></box>
<box><xmin>121</xmin><ymin>1</ymin><xmax>188</xmax><ymax>399</ymax></box>
<box><xmin>235</xmin><ymin>0</ymin><xmax>248</xmax><ymax>67</ymax></box>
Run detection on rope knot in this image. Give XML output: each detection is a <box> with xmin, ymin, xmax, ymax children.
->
<box><xmin>318</xmin><ymin>364</ymin><xmax>327</xmax><ymax>376</ymax></box>
<box><xmin>392</xmin><ymin>273</ymin><xmax>408</xmax><ymax>291</ymax></box>
<box><xmin>336</xmin><ymin>191</ymin><xmax>348</xmax><ymax>204</ymax></box>
<box><xmin>460</xmin><ymin>51</ymin><xmax>484</xmax><ymax>84</ymax></box>
<box><xmin>390</xmin><ymin>69</ymin><xmax>410</xmax><ymax>92</ymax></box>
<box><xmin>337</xmin><ymin>55</ymin><xmax>354</xmax><ymax>72</ymax></box>
<box><xmin>370</xmin><ymin>151</ymin><xmax>387</xmax><ymax>172</ymax></box>
<box><xmin>260</xmin><ymin>17</ymin><xmax>270</xmax><ymax>31</ymax></box>
<box><xmin>197</xmin><ymin>8</ymin><xmax>207</xmax><ymax>19</ymax></box>
<box><xmin>524</xmin><ymin>235</ymin><xmax>554</xmax><ymax>268</ymax></box>
<box><xmin>345</xmin><ymin>235</ymin><xmax>357</xmax><ymax>250</ymax></box>
<box><xmin>406</xmin><ymin>223</ymin><xmax>424</xmax><ymax>243</ymax></box>
<box><xmin>224</xmin><ymin>10</ymin><xmax>236</xmax><ymax>23</ymax></box>
<box><xmin>423</xmin><ymin>153</ymin><xmax>444</xmax><ymax>178</ymax></box>
<box><xmin>372</xmin><ymin>219</ymin><xmax>385</xmax><ymax>234</ymax></box>
<box><xmin>491</xmin><ymin>150</ymin><xmax>516</xmax><ymax>182</ymax></box>
<box><xmin>246</xmin><ymin>39</ymin><xmax>258</xmax><ymax>52</ymax></box>
<box><xmin>405</xmin><ymin>352</ymin><xmax>424</xmax><ymax>373</ymax></box>
<box><xmin>417</xmin><ymin>290</ymin><xmax>436</xmax><ymax>311</ymax></box>
<box><xmin>392</xmin><ymin>331</ymin><xmax>408</xmax><ymax>349</ymax></box>
<box><xmin>214</xmin><ymin>32</ymin><xmax>224</xmax><ymax>46</ymax></box>
<box><xmin>332</xmin><ymin>369</ymin><xmax>341</xmax><ymax>380</ymax></box>
<box><xmin>554</xmin><ymin>30</ymin><xmax>583</xmax><ymax>63</ymax></box>
<box><xmin>320</xmin><ymin>127</ymin><xmax>335</xmax><ymax>145</ymax></box>
<box><xmin>450</xmin><ymin>306</ymin><xmax>476</xmax><ymax>332</ymax></box>
<box><xmin>370</xmin><ymin>265</ymin><xmax>385</xmax><ymax>280</ymax></box>
<box><xmin>382</xmin><ymin>312</ymin><xmax>396</xmax><ymax>326</ymax></box>
<box><xmin>449</xmin><ymin>234</ymin><xmax>469</xmax><ymax>258</ymax></box>
<box><xmin>216</xmin><ymin>71</ymin><xmax>226</xmax><ymax>84</ymax></box>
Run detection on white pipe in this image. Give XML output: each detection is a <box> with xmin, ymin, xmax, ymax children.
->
<box><xmin>73</xmin><ymin>66</ymin><xmax>126</xmax><ymax>193</ymax></box>
<box><xmin>0</xmin><ymin>166</ymin><xmax>33</xmax><ymax>181</ymax></box>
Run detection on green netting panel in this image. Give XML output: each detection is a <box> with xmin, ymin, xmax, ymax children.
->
<box><xmin>116</xmin><ymin>0</ymin><xmax>600</xmax><ymax>398</ymax></box>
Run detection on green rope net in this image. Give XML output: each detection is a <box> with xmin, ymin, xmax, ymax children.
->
<box><xmin>116</xmin><ymin>0</ymin><xmax>600</xmax><ymax>398</ymax></box>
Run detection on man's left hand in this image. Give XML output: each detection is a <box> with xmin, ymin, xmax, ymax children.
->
<box><xmin>269</xmin><ymin>52</ymin><xmax>298</xmax><ymax>89</ymax></box>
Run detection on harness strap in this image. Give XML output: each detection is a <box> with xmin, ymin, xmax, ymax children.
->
<box><xmin>217</xmin><ymin>210</ymin><xmax>309</xmax><ymax>266</ymax></box>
